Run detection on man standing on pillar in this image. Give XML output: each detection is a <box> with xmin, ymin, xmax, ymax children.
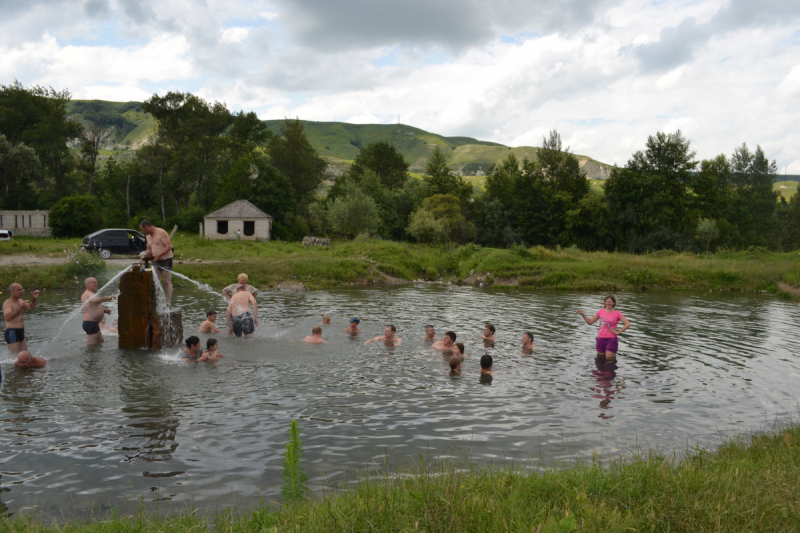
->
<box><xmin>139</xmin><ymin>220</ymin><xmax>174</xmax><ymax>306</ymax></box>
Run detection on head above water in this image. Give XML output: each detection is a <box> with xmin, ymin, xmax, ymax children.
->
<box><xmin>206</xmin><ymin>310</ymin><xmax>217</xmax><ymax>317</ymax></box>
<box><xmin>454</xmin><ymin>342</ymin><xmax>465</xmax><ymax>355</ymax></box>
<box><xmin>322</xmin><ymin>314</ymin><xmax>331</xmax><ymax>323</ymax></box>
<box><xmin>312</xmin><ymin>326</ymin><xmax>322</xmax><ymax>336</ymax></box>
<box><xmin>444</xmin><ymin>331</ymin><xmax>456</xmax><ymax>343</ymax></box>
<box><xmin>237</xmin><ymin>285</ymin><xmax>247</xmax><ymax>292</ymax></box>
<box><xmin>17</xmin><ymin>351</ymin><xmax>32</xmax><ymax>364</ymax></box>
<box><xmin>349</xmin><ymin>317</ymin><xmax>360</xmax><ymax>325</ymax></box>
<box><xmin>385</xmin><ymin>324</ymin><xmax>396</xmax><ymax>336</ymax></box>
<box><xmin>207</xmin><ymin>338</ymin><xmax>218</xmax><ymax>350</ymax></box>
<box><xmin>604</xmin><ymin>294</ymin><xmax>617</xmax><ymax>308</ymax></box>
<box><xmin>9</xmin><ymin>283</ymin><xmax>23</xmax><ymax>296</ymax></box>
<box><xmin>185</xmin><ymin>336</ymin><xmax>200</xmax><ymax>348</ymax></box>
<box><xmin>238</xmin><ymin>273</ymin><xmax>248</xmax><ymax>284</ymax></box>
<box><xmin>523</xmin><ymin>332</ymin><xmax>534</xmax><ymax>344</ymax></box>
<box><xmin>449</xmin><ymin>356</ymin><xmax>463</xmax><ymax>370</ymax></box>
<box><xmin>480</xmin><ymin>354</ymin><xmax>493</xmax><ymax>370</ymax></box>
<box><xmin>85</xmin><ymin>277</ymin><xmax>98</xmax><ymax>290</ymax></box>
<box><xmin>484</xmin><ymin>324</ymin><xmax>496</xmax><ymax>335</ymax></box>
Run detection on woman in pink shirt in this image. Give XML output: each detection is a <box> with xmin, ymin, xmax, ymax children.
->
<box><xmin>576</xmin><ymin>294</ymin><xmax>631</xmax><ymax>358</ymax></box>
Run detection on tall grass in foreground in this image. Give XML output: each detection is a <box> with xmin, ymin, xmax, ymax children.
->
<box><xmin>2</xmin><ymin>424</ymin><xmax>799</xmax><ymax>532</ymax></box>
<box><xmin>280</xmin><ymin>420</ymin><xmax>308</xmax><ymax>504</ymax></box>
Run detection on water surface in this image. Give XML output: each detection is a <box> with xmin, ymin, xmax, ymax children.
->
<box><xmin>1</xmin><ymin>285</ymin><xmax>798</xmax><ymax>519</ymax></box>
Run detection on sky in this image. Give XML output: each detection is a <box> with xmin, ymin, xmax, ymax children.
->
<box><xmin>1</xmin><ymin>0</ymin><xmax>799</xmax><ymax>170</ymax></box>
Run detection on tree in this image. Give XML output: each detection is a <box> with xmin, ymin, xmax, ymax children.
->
<box><xmin>80</xmin><ymin>118</ymin><xmax>103</xmax><ymax>193</ymax></box>
<box><xmin>729</xmin><ymin>143</ymin><xmax>778</xmax><ymax>247</ymax></box>
<box><xmin>0</xmin><ymin>135</ymin><xmax>40</xmax><ymax>210</ymax></box>
<box><xmin>406</xmin><ymin>208</ymin><xmax>448</xmax><ymax>243</ymax></box>
<box><xmin>423</xmin><ymin>146</ymin><xmax>471</xmax><ymax>201</ymax></box>
<box><xmin>695</xmin><ymin>218</ymin><xmax>719</xmax><ymax>254</ymax></box>
<box><xmin>49</xmin><ymin>195</ymin><xmax>102</xmax><ymax>237</ymax></box>
<box><xmin>327</xmin><ymin>183</ymin><xmax>380</xmax><ymax>237</ymax></box>
<box><xmin>350</xmin><ymin>141</ymin><xmax>409</xmax><ymax>189</ymax></box>
<box><xmin>268</xmin><ymin>118</ymin><xmax>326</xmax><ymax>205</ymax></box>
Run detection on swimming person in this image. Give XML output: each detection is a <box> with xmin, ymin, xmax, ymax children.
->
<box><xmin>424</xmin><ymin>325</ymin><xmax>438</xmax><ymax>342</ymax></box>
<box><xmin>3</xmin><ymin>283</ymin><xmax>39</xmax><ymax>355</ymax></box>
<box><xmin>480</xmin><ymin>354</ymin><xmax>493</xmax><ymax>375</ymax></box>
<box><xmin>481</xmin><ymin>324</ymin><xmax>496</xmax><ymax>345</ymax></box>
<box><xmin>223</xmin><ymin>273</ymin><xmax>258</xmax><ymax>300</ymax></box>
<box><xmin>139</xmin><ymin>220</ymin><xmax>173</xmax><ymax>306</ymax></box>
<box><xmin>320</xmin><ymin>314</ymin><xmax>331</xmax><ymax>325</ymax></box>
<box><xmin>303</xmin><ymin>326</ymin><xmax>327</xmax><ymax>344</ymax></box>
<box><xmin>345</xmin><ymin>317</ymin><xmax>362</xmax><ymax>335</ymax></box>
<box><xmin>521</xmin><ymin>332</ymin><xmax>536</xmax><ymax>354</ymax></box>
<box><xmin>13</xmin><ymin>351</ymin><xmax>46</xmax><ymax>369</ymax></box>
<box><xmin>453</xmin><ymin>342</ymin><xmax>467</xmax><ymax>358</ymax></box>
<box><xmin>200</xmin><ymin>338</ymin><xmax>225</xmax><ymax>362</ymax></box>
<box><xmin>81</xmin><ymin>277</ymin><xmax>115</xmax><ymax>345</ymax></box>
<box><xmin>449</xmin><ymin>356</ymin><xmax>463</xmax><ymax>375</ymax></box>
<box><xmin>432</xmin><ymin>331</ymin><xmax>456</xmax><ymax>351</ymax></box>
<box><xmin>199</xmin><ymin>310</ymin><xmax>222</xmax><ymax>333</ymax></box>
<box><xmin>577</xmin><ymin>294</ymin><xmax>630</xmax><ymax>359</ymax></box>
<box><xmin>182</xmin><ymin>336</ymin><xmax>204</xmax><ymax>362</ymax></box>
<box><xmin>226</xmin><ymin>285</ymin><xmax>259</xmax><ymax>338</ymax></box>
<box><xmin>365</xmin><ymin>325</ymin><xmax>402</xmax><ymax>347</ymax></box>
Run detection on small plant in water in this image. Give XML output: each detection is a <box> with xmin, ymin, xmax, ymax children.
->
<box><xmin>281</xmin><ymin>419</ymin><xmax>309</xmax><ymax>504</ymax></box>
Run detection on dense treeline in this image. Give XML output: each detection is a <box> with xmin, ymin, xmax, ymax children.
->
<box><xmin>1</xmin><ymin>81</ymin><xmax>798</xmax><ymax>252</ymax></box>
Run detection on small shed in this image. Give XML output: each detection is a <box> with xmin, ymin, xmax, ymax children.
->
<box><xmin>203</xmin><ymin>200</ymin><xmax>273</xmax><ymax>241</ymax></box>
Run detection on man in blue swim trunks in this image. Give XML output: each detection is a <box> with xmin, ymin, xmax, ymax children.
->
<box><xmin>81</xmin><ymin>277</ymin><xmax>115</xmax><ymax>345</ymax></box>
<box><xmin>3</xmin><ymin>283</ymin><xmax>39</xmax><ymax>356</ymax></box>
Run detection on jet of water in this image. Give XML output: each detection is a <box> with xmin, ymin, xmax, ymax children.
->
<box><xmin>170</xmin><ymin>270</ymin><xmax>227</xmax><ymax>304</ymax></box>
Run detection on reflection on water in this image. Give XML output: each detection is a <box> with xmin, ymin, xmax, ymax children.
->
<box><xmin>1</xmin><ymin>285</ymin><xmax>799</xmax><ymax>519</ymax></box>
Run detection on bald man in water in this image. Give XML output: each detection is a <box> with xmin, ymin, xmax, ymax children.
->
<box><xmin>14</xmin><ymin>351</ymin><xmax>46</xmax><ymax>369</ymax></box>
<box><xmin>81</xmin><ymin>277</ymin><xmax>115</xmax><ymax>345</ymax></box>
<box><xmin>3</xmin><ymin>283</ymin><xmax>39</xmax><ymax>355</ymax></box>
<box><xmin>227</xmin><ymin>285</ymin><xmax>259</xmax><ymax>337</ymax></box>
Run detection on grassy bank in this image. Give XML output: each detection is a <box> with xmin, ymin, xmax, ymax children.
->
<box><xmin>3</xmin><ymin>423</ymin><xmax>799</xmax><ymax>532</ymax></box>
<box><xmin>3</xmin><ymin>236</ymin><xmax>800</xmax><ymax>294</ymax></box>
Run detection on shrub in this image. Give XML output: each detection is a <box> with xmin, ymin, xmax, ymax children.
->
<box><xmin>166</xmin><ymin>207</ymin><xmax>205</xmax><ymax>234</ymax></box>
<box><xmin>281</xmin><ymin>420</ymin><xmax>308</xmax><ymax>504</ymax></box>
<box><xmin>406</xmin><ymin>208</ymin><xmax>448</xmax><ymax>243</ymax></box>
<box><xmin>49</xmin><ymin>195</ymin><xmax>102</xmax><ymax>238</ymax></box>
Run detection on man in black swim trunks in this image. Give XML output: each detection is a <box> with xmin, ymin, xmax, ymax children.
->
<box><xmin>140</xmin><ymin>220</ymin><xmax>174</xmax><ymax>306</ymax></box>
<box><xmin>226</xmin><ymin>285</ymin><xmax>259</xmax><ymax>338</ymax></box>
<box><xmin>182</xmin><ymin>336</ymin><xmax>203</xmax><ymax>362</ymax></box>
<box><xmin>81</xmin><ymin>277</ymin><xmax>115</xmax><ymax>345</ymax></box>
<box><xmin>3</xmin><ymin>283</ymin><xmax>39</xmax><ymax>356</ymax></box>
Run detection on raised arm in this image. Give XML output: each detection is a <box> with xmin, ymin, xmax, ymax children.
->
<box><xmin>576</xmin><ymin>309</ymin><xmax>598</xmax><ymax>325</ymax></box>
<box><xmin>28</xmin><ymin>290</ymin><xmax>39</xmax><ymax>311</ymax></box>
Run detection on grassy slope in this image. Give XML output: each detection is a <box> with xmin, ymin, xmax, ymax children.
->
<box><xmin>3</xmin><ymin>237</ymin><xmax>800</xmax><ymax>295</ymax></box>
<box><xmin>3</xmin><ymin>423</ymin><xmax>800</xmax><ymax>531</ymax></box>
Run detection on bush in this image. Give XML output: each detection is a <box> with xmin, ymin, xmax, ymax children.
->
<box><xmin>167</xmin><ymin>207</ymin><xmax>206</xmax><ymax>234</ymax></box>
<box><xmin>406</xmin><ymin>208</ymin><xmax>448</xmax><ymax>243</ymax></box>
<box><xmin>63</xmin><ymin>246</ymin><xmax>107</xmax><ymax>282</ymax></box>
<box><xmin>49</xmin><ymin>195</ymin><xmax>102</xmax><ymax>238</ymax></box>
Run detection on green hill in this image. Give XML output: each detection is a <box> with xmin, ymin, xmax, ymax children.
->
<box><xmin>66</xmin><ymin>99</ymin><xmax>616</xmax><ymax>179</ymax></box>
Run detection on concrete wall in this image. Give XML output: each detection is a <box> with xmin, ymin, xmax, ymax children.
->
<box><xmin>0</xmin><ymin>210</ymin><xmax>52</xmax><ymax>236</ymax></box>
<box><xmin>203</xmin><ymin>217</ymin><xmax>272</xmax><ymax>242</ymax></box>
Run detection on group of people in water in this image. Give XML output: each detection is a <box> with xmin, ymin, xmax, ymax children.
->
<box><xmin>1</xmin><ymin>217</ymin><xmax>631</xmax><ymax>382</ymax></box>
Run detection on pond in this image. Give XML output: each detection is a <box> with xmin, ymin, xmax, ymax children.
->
<box><xmin>1</xmin><ymin>284</ymin><xmax>799</xmax><ymax>520</ymax></box>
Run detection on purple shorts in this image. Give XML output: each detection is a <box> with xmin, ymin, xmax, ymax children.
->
<box><xmin>595</xmin><ymin>336</ymin><xmax>619</xmax><ymax>354</ymax></box>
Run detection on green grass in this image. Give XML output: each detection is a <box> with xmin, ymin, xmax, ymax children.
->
<box><xmin>3</xmin><ymin>423</ymin><xmax>799</xmax><ymax>532</ymax></box>
<box><xmin>775</xmin><ymin>180</ymin><xmax>798</xmax><ymax>200</ymax></box>
<box><xmin>3</xmin><ymin>236</ymin><xmax>800</xmax><ymax>293</ymax></box>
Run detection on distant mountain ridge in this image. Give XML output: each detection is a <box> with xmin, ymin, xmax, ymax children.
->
<box><xmin>66</xmin><ymin>99</ymin><xmax>616</xmax><ymax>179</ymax></box>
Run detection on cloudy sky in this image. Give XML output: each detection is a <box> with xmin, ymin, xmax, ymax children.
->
<box><xmin>1</xmin><ymin>0</ymin><xmax>799</xmax><ymax>170</ymax></box>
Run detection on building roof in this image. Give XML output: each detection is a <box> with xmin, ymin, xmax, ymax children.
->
<box><xmin>205</xmin><ymin>200</ymin><xmax>273</xmax><ymax>219</ymax></box>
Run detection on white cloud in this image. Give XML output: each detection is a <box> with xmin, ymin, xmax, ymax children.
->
<box><xmin>346</xmin><ymin>110</ymin><xmax>382</xmax><ymax>124</ymax></box>
<box><xmin>259</xmin><ymin>11</ymin><xmax>278</xmax><ymax>20</ymax></box>
<box><xmin>220</xmin><ymin>27</ymin><xmax>251</xmax><ymax>44</ymax></box>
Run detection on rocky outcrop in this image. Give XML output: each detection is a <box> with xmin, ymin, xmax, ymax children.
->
<box><xmin>302</xmin><ymin>236</ymin><xmax>331</xmax><ymax>247</ymax></box>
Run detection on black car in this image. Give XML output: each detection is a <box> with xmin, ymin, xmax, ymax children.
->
<box><xmin>81</xmin><ymin>229</ymin><xmax>146</xmax><ymax>259</ymax></box>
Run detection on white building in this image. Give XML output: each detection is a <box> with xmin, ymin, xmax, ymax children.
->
<box><xmin>0</xmin><ymin>210</ymin><xmax>51</xmax><ymax>236</ymax></box>
<box><xmin>203</xmin><ymin>200</ymin><xmax>273</xmax><ymax>241</ymax></box>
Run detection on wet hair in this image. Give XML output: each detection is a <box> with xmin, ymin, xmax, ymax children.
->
<box><xmin>237</xmin><ymin>285</ymin><xmax>247</xmax><ymax>291</ymax></box>
<box><xmin>207</xmin><ymin>338</ymin><xmax>218</xmax><ymax>349</ymax></box>
<box><xmin>454</xmin><ymin>342</ymin><xmax>465</xmax><ymax>355</ymax></box>
<box><xmin>480</xmin><ymin>355</ymin><xmax>493</xmax><ymax>369</ymax></box>
<box><xmin>425</xmin><ymin>324</ymin><xmax>434</xmax><ymax>331</ymax></box>
<box><xmin>350</xmin><ymin>317</ymin><xmax>360</xmax><ymax>324</ymax></box>
<box><xmin>140</xmin><ymin>220</ymin><xmax>153</xmax><ymax>228</ymax></box>
<box><xmin>323</xmin><ymin>314</ymin><xmax>331</xmax><ymax>320</ymax></box>
<box><xmin>523</xmin><ymin>332</ymin><xmax>534</xmax><ymax>342</ymax></box>
<box><xmin>445</xmin><ymin>331</ymin><xmax>456</xmax><ymax>342</ymax></box>
<box><xmin>485</xmin><ymin>324</ymin><xmax>496</xmax><ymax>334</ymax></box>
<box><xmin>312</xmin><ymin>326</ymin><xmax>322</xmax><ymax>335</ymax></box>
<box><xmin>449</xmin><ymin>356</ymin><xmax>464</xmax><ymax>370</ymax></box>
<box><xmin>185</xmin><ymin>336</ymin><xmax>200</xmax><ymax>348</ymax></box>
<box><xmin>206</xmin><ymin>310</ymin><xmax>217</xmax><ymax>317</ymax></box>
<box><xmin>386</xmin><ymin>324</ymin><xmax>397</xmax><ymax>332</ymax></box>
<box><xmin>604</xmin><ymin>294</ymin><xmax>617</xmax><ymax>307</ymax></box>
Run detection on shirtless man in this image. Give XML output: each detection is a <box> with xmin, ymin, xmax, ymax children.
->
<box><xmin>320</xmin><ymin>314</ymin><xmax>331</xmax><ymax>325</ymax></box>
<box><xmin>365</xmin><ymin>324</ymin><xmax>402</xmax><ymax>347</ymax></box>
<box><xmin>199</xmin><ymin>310</ymin><xmax>221</xmax><ymax>333</ymax></box>
<box><xmin>432</xmin><ymin>331</ymin><xmax>456</xmax><ymax>352</ymax></box>
<box><xmin>303</xmin><ymin>326</ymin><xmax>327</xmax><ymax>344</ymax></box>
<box><xmin>480</xmin><ymin>355</ymin><xmax>493</xmax><ymax>375</ymax></box>
<box><xmin>424</xmin><ymin>325</ymin><xmax>438</xmax><ymax>342</ymax></box>
<box><xmin>522</xmin><ymin>332</ymin><xmax>536</xmax><ymax>355</ymax></box>
<box><xmin>481</xmin><ymin>324</ymin><xmax>496</xmax><ymax>345</ymax></box>
<box><xmin>81</xmin><ymin>277</ymin><xmax>115</xmax><ymax>345</ymax></box>
<box><xmin>13</xmin><ymin>351</ymin><xmax>46</xmax><ymax>369</ymax></box>
<box><xmin>139</xmin><ymin>220</ymin><xmax>173</xmax><ymax>306</ymax></box>
<box><xmin>3</xmin><ymin>284</ymin><xmax>39</xmax><ymax>355</ymax></box>
<box><xmin>226</xmin><ymin>285</ymin><xmax>259</xmax><ymax>338</ymax></box>
<box><xmin>345</xmin><ymin>317</ymin><xmax>362</xmax><ymax>335</ymax></box>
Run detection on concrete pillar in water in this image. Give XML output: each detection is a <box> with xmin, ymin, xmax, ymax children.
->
<box><xmin>118</xmin><ymin>265</ymin><xmax>183</xmax><ymax>349</ymax></box>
